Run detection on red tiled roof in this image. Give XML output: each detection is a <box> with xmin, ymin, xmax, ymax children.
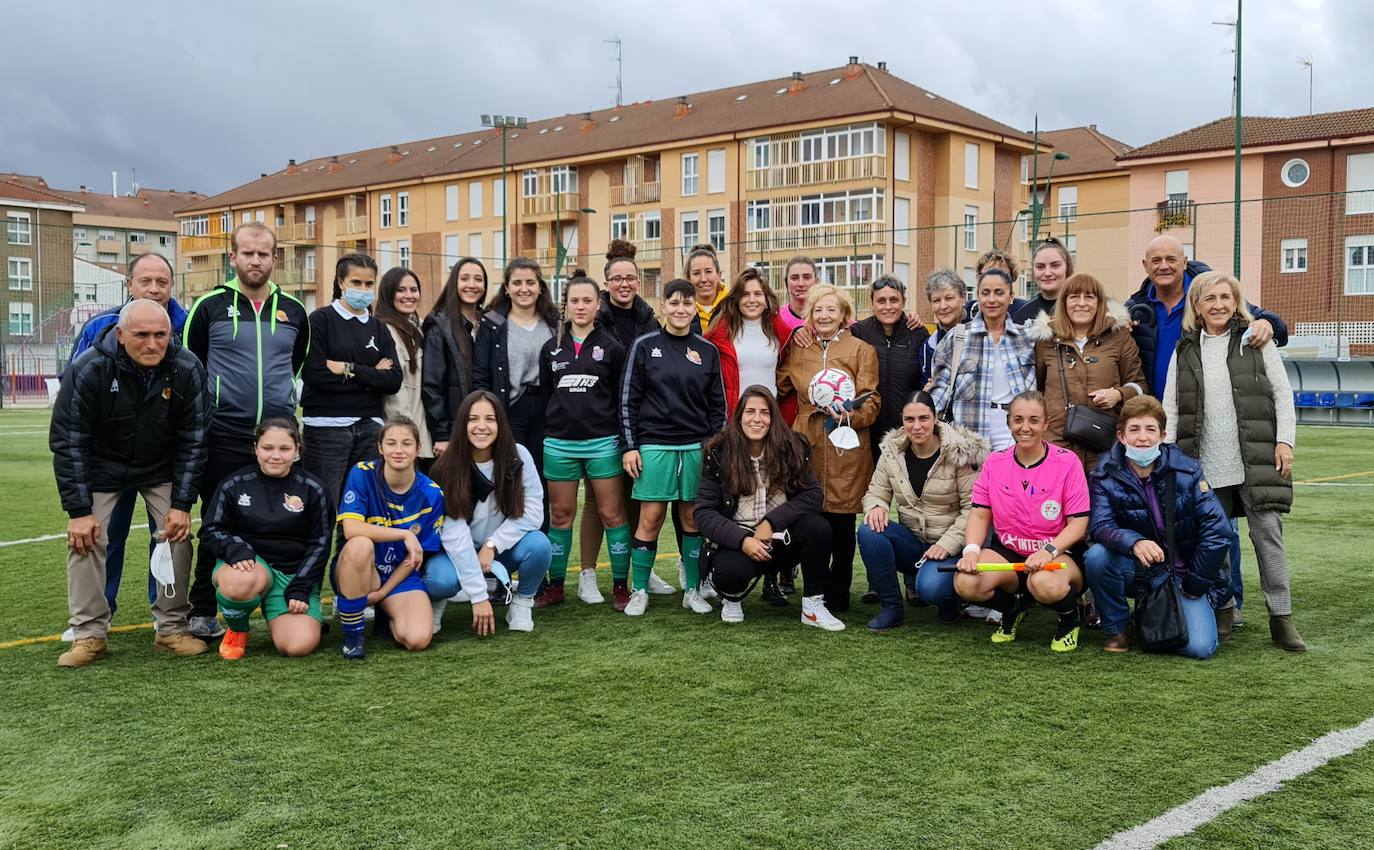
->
<box><xmin>1029</xmin><ymin>126</ymin><xmax>1132</xmax><ymax>178</ymax></box>
<box><xmin>178</xmin><ymin>63</ymin><xmax>1034</xmax><ymax>214</ymax></box>
<box><xmin>59</xmin><ymin>187</ymin><xmax>208</xmax><ymax>223</ymax></box>
<box><xmin>0</xmin><ymin>177</ymin><xmax>85</xmax><ymax>208</ymax></box>
<box><xmin>1119</xmin><ymin>108</ymin><xmax>1374</xmax><ymax>161</ymax></box>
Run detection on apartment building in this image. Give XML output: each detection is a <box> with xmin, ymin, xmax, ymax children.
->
<box><xmin>65</xmin><ymin>185</ymin><xmax>205</xmax><ymax>271</ymax></box>
<box><xmin>1</xmin><ymin>176</ymin><xmax>82</xmax><ymax>373</ymax></box>
<box><xmin>175</xmin><ymin>59</ymin><xmax>1042</xmax><ymax>317</ymax></box>
<box><xmin>1119</xmin><ymin>108</ymin><xmax>1374</xmax><ymax>355</ymax></box>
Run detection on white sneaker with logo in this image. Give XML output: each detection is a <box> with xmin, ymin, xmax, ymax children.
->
<box><xmin>699</xmin><ymin>574</ymin><xmax>718</xmax><ymax>600</ymax></box>
<box><xmin>682</xmin><ymin>589</ymin><xmax>713</xmax><ymax>614</ymax></box>
<box><xmin>624</xmin><ymin>589</ymin><xmax>649</xmax><ymax>616</ymax></box>
<box><xmin>676</xmin><ymin>559</ymin><xmax>686</xmax><ymax>590</ymax></box>
<box><xmin>431</xmin><ymin>599</ymin><xmax>447</xmax><ymax>635</ymax></box>
<box><xmin>801</xmin><ymin>595</ymin><xmax>845</xmax><ymax>631</ymax></box>
<box><xmin>720</xmin><ymin>599</ymin><xmax>744</xmax><ymax>624</ymax></box>
<box><xmin>647</xmin><ymin>571</ymin><xmax>676</xmax><ymax>595</ymax></box>
<box><xmin>506</xmin><ymin>596</ymin><xmax>535</xmax><ymax>632</ymax></box>
<box><xmin>61</xmin><ymin>627</ymin><xmax>75</xmax><ymax>642</ymax></box>
<box><xmin>577</xmin><ymin>568</ymin><xmax>605</xmax><ymax>604</ymax></box>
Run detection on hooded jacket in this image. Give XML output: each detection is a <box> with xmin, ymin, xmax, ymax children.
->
<box><xmin>51</xmin><ymin>325</ymin><xmax>210</xmax><ymax>517</ymax></box>
<box><xmin>862</xmin><ymin>422</ymin><xmax>988</xmax><ymax>555</ymax></box>
<box><xmin>420</xmin><ymin>310</ymin><xmax>475</xmax><ymax>446</ymax></box>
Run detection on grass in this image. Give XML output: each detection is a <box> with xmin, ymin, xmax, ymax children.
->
<box><xmin>1</xmin><ymin>408</ymin><xmax>1373</xmax><ymax>849</ymax></box>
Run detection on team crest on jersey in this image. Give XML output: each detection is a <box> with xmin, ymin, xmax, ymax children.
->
<box><xmin>410</xmin><ymin>524</ymin><xmax>421</xmax><ymax>535</ymax></box>
<box><xmin>1040</xmin><ymin>499</ymin><xmax>1061</xmax><ymax>520</ymax></box>
<box><xmin>685</xmin><ymin>348</ymin><xmax>702</xmax><ymax>365</ymax></box>
<box><xmin>276</xmin><ymin>310</ymin><xmax>288</xmax><ymax>322</ymax></box>
<box><xmin>282</xmin><ymin>494</ymin><xmax>304</xmax><ymax>513</ymax></box>
<box><xmin>161</xmin><ymin>387</ymin><xmax>172</xmax><ymax>400</ymax></box>
<box><xmin>591</xmin><ymin>345</ymin><xmax>604</xmax><ymax>362</ymax></box>
<box><xmin>650</xmin><ymin>347</ymin><xmax>662</xmax><ymax>358</ymax></box>
<box><xmin>343</xmin><ymin>490</ymin><xmax>356</xmax><ymax>504</ymax></box>
<box><xmin>237</xmin><ymin>493</ymin><xmax>252</xmax><ymax>507</ymax></box>
<box><xmin>551</xmin><ymin>361</ymin><xmax>569</xmax><ymax>372</ymax></box>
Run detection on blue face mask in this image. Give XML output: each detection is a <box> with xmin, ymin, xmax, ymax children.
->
<box><xmin>1124</xmin><ymin>443</ymin><xmax>1161</xmax><ymax>466</ymax></box>
<box><xmin>343</xmin><ymin>287</ymin><xmax>375</xmax><ymax>311</ymax></box>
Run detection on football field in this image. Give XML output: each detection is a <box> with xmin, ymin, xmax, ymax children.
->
<box><xmin>2</xmin><ymin>407</ymin><xmax>1372</xmax><ymax>849</ymax></box>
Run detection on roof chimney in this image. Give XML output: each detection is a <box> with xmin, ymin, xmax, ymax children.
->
<box><xmin>260</xmin><ymin>173</ymin><xmax>268</xmax><ymax>179</ymax></box>
<box><xmin>580</xmin><ymin>111</ymin><xmax>595</xmax><ymax>132</ymax></box>
<box><xmin>327</xmin><ymin>155</ymin><xmax>343</xmax><ymax>174</ymax></box>
<box><xmin>789</xmin><ymin>72</ymin><xmax>807</xmax><ymax>94</ymax></box>
<box><xmin>877</xmin><ymin>61</ymin><xmax>888</xmax><ymax>71</ymax></box>
<box><xmin>286</xmin><ymin>158</ymin><xmax>300</xmax><ymax>175</ymax></box>
<box><xmin>79</xmin><ymin>185</ymin><xmax>88</xmax><ymax>193</ymax></box>
<box><xmin>845</xmin><ymin>56</ymin><xmax>864</xmax><ymax>79</ymax></box>
<box><xmin>674</xmin><ymin>96</ymin><xmax>691</xmax><ymax>118</ymax></box>
<box><xmin>387</xmin><ymin>145</ymin><xmax>402</xmax><ymax>165</ymax></box>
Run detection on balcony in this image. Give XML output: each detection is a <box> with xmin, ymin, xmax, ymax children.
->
<box><xmin>744</xmin><ymin>221</ymin><xmax>888</xmax><ymax>254</ymax></box>
<box><xmin>613</xmin><ymin>181</ymin><xmax>662</xmax><ymax>206</ymax></box>
<box><xmin>279</xmin><ymin>221</ymin><xmax>318</xmax><ymax>243</ymax></box>
<box><xmin>634</xmin><ymin>238</ymin><xmax>663</xmax><ymax>263</ymax></box>
<box><xmin>181</xmin><ymin>268</ymin><xmax>227</xmax><ymax>297</ymax></box>
<box><xmin>747</xmin><ymin>155</ymin><xmax>886</xmax><ymax>191</ymax></box>
<box><xmin>96</xmin><ymin>238</ymin><xmax>122</xmax><ymax>254</ymax></box>
<box><xmin>521</xmin><ymin>190</ymin><xmax>580</xmax><ymax>218</ymax></box>
<box><xmin>180</xmin><ymin>234</ymin><xmax>229</xmax><ymax>253</ymax></box>
<box><xmin>1155</xmin><ymin>198</ymin><xmax>1194</xmax><ymax>231</ymax></box>
<box><xmin>336</xmin><ymin>215</ymin><xmax>369</xmax><ymax>237</ymax></box>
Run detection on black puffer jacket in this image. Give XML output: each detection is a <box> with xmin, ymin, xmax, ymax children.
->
<box><xmin>51</xmin><ymin>325</ymin><xmax>210</xmax><ymax>517</ymax></box>
<box><xmin>694</xmin><ymin>434</ymin><xmax>823</xmax><ymax>551</ymax></box>
<box><xmin>850</xmin><ymin>315</ymin><xmax>930</xmax><ymax>456</ymax></box>
<box><xmin>595</xmin><ymin>291</ymin><xmax>659</xmax><ymax>352</ymax></box>
<box><xmin>421</xmin><ymin>310</ymin><xmax>474</xmax><ymax>445</ymax></box>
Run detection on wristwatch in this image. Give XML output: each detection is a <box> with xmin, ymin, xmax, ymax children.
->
<box><xmin>1042</xmin><ymin>542</ymin><xmax>1059</xmax><ymax>556</ymax></box>
<box><xmin>484</xmin><ymin>539</ymin><xmax>497</xmax><ymax>552</ymax></box>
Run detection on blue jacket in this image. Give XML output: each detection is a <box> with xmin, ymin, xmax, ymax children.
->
<box><xmin>1089</xmin><ymin>442</ymin><xmax>1232</xmax><ymax>603</ymax></box>
<box><xmin>1125</xmin><ymin>259</ymin><xmax>1287</xmax><ymax>397</ymax></box>
<box><xmin>72</xmin><ymin>297</ymin><xmax>189</xmax><ymax>359</ymax></box>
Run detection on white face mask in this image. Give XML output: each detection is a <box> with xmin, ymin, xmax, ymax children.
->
<box><xmin>829</xmin><ymin>425</ymin><xmax>860</xmax><ymax>452</ymax></box>
<box><xmin>150</xmin><ymin>539</ymin><xmax>176</xmax><ymax>597</ymax></box>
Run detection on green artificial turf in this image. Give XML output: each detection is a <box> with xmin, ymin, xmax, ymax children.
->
<box><xmin>1</xmin><ymin>409</ymin><xmax>1372</xmax><ymax>849</ymax></box>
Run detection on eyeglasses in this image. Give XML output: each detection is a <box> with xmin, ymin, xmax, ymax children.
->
<box><xmin>607</xmin><ymin>275</ymin><xmax>639</xmax><ymax>285</ymax></box>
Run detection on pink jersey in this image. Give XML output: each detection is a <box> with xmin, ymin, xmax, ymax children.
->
<box><xmin>779</xmin><ymin>304</ymin><xmax>807</xmax><ymax>332</ymax></box>
<box><xmin>971</xmin><ymin>442</ymin><xmax>1089</xmax><ymax>556</ymax></box>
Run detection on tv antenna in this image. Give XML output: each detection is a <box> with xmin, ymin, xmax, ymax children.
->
<box><xmin>604</xmin><ymin>36</ymin><xmax>623</xmax><ymax>106</ymax></box>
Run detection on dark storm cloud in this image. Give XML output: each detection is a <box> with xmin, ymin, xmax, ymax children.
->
<box><xmin>3</xmin><ymin>0</ymin><xmax>1370</xmax><ymax>197</ymax></box>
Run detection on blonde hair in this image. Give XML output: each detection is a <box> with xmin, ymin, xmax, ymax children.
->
<box><xmin>1049</xmin><ymin>273</ymin><xmax>1111</xmax><ymax>340</ymax></box>
<box><xmin>802</xmin><ymin>283</ymin><xmax>853</xmax><ymax>326</ymax></box>
<box><xmin>1183</xmin><ymin>271</ymin><xmax>1253</xmax><ymax>332</ymax></box>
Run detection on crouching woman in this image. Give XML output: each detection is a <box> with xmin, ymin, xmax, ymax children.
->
<box><xmin>1084</xmin><ymin>396</ymin><xmax>1231</xmax><ymax>659</ymax></box>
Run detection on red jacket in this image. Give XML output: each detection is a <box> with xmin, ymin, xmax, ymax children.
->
<box><xmin>704</xmin><ymin>314</ymin><xmax>797</xmax><ymax>425</ymax></box>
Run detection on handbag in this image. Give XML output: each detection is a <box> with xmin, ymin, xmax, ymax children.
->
<box><xmin>938</xmin><ymin>325</ymin><xmax>966</xmax><ymax>423</ymax></box>
<box><xmin>1056</xmin><ymin>347</ymin><xmax>1117</xmax><ymax>453</ymax></box>
<box><xmin>1134</xmin><ymin>476</ymin><xmax>1190</xmax><ymax>652</ymax></box>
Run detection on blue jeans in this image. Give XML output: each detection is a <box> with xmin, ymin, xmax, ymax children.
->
<box><xmin>1228</xmin><ymin>519</ymin><xmax>1243</xmax><ymax>609</ymax></box>
<box><xmin>857</xmin><ymin>522</ymin><xmax>959</xmax><ymax>620</ymax></box>
<box><xmin>423</xmin><ymin>532</ymin><xmax>552</xmax><ymax>600</ymax></box>
<box><xmin>1083</xmin><ymin>544</ymin><xmax>1219</xmax><ymax>660</ymax></box>
<box><xmin>101</xmin><ymin>489</ymin><xmax>158</xmax><ymax>616</ymax></box>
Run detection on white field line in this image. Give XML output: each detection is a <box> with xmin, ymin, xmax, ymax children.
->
<box><xmin>1092</xmin><ymin>715</ymin><xmax>1374</xmax><ymax>850</ymax></box>
<box><xmin>0</xmin><ymin>519</ymin><xmax>200</xmax><ymax>549</ymax></box>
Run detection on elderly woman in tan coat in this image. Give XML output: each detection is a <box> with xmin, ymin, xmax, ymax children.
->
<box><xmin>1028</xmin><ymin>272</ymin><xmax>1146</xmax><ymax>471</ymax></box>
<box><xmin>858</xmin><ymin>390</ymin><xmax>988</xmax><ymax>631</ymax></box>
<box><xmin>777</xmin><ymin>284</ymin><xmax>880</xmax><ymax>613</ymax></box>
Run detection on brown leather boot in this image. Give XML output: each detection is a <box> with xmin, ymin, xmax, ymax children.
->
<box><xmin>58</xmin><ymin>637</ymin><xmax>109</xmax><ymax>668</ymax></box>
<box><xmin>1269</xmin><ymin>614</ymin><xmax>1307</xmax><ymax>652</ymax></box>
<box><xmin>1215</xmin><ymin>606</ymin><xmax>1235</xmax><ymax>641</ymax></box>
<box><xmin>153</xmin><ymin>632</ymin><xmax>209</xmax><ymax>656</ymax></box>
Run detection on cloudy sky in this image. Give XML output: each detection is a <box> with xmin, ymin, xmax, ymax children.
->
<box><xmin>4</xmin><ymin>0</ymin><xmax>1368</xmax><ymax>198</ymax></box>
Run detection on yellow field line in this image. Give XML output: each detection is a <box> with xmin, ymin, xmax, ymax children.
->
<box><xmin>0</xmin><ymin>551</ymin><xmax>683</xmax><ymax>651</ymax></box>
<box><xmin>1298</xmin><ymin>469</ymin><xmax>1374</xmax><ymax>483</ymax></box>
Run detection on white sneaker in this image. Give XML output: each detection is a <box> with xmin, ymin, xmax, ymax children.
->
<box><xmin>985</xmin><ymin>609</ymin><xmax>1003</xmax><ymax>625</ymax></box>
<box><xmin>363</xmin><ymin>605</ymin><xmax>375</xmax><ymax>621</ymax></box>
<box><xmin>682</xmin><ymin>589</ymin><xmax>713</xmax><ymax>614</ymax></box>
<box><xmin>699</xmin><ymin>574</ymin><xmax>718</xmax><ymax>600</ymax></box>
<box><xmin>431</xmin><ymin>599</ymin><xmax>447</xmax><ymax>635</ymax></box>
<box><xmin>677</xmin><ymin>559</ymin><xmax>686</xmax><ymax>590</ymax></box>
<box><xmin>506</xmin><ymin>596</ymin><xmax>535</xmax><ymax>632</ymax></box>
<box><xmin>61</xmin><ymin>627</ymin><xmax>75</xmax><ymax>642</ymax></box>
<box><xmin>647</xmin><ymin>571</ymin><xmax>676</xmax><ymax>595</ymax></box>
<box><xmin>624</xmin><ymin>588</ymin><xmax>649</xmax><ymax>616</ymax></box>
<box><xmin>448</xmin><ymin>588</ymin><xmax>471</xmax><ymax>604</ymax></box>
<box><xmin>720</xmin><ymin>599</ymin><xmax>744</xmax><ymax>623</ymax></box>
<box><xmin>577</xmin><ymin>568</ymin><xmax>605</xmax><ymax>604</ymax></box>
<box><xmin>965</xmin><ymin>605</ymin><xmax>991</xmax><ymax>620</ymax></box>
<box><xmin>801</xmin><ymin>595</ymin><xmax>845</xmax><ymax>631</ymax></box>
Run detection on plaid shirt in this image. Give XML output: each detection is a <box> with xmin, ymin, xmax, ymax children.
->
<box><xmin>928</xmin><ymin>316</ymin><xmax>1035</xmax><ymax>443</ymax></box>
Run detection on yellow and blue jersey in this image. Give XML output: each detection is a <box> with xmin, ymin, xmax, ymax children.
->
<box><xmin>338</xmin><ymin>460</ymin><xmax>445</xmax><ymax>574</ymax></box>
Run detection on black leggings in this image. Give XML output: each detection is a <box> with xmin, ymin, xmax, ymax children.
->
<box><xmin>710</xmin><ymin>514</ymin><xmax>833</xmax><ymax>601</ymax></box>
<box><xmin>822</xmin><ymin>512</ymin><xmax>857</xmax><ymax>612</ymax></box>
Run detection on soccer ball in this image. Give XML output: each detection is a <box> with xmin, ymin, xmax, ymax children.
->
<box><xmin>808</xmin><ymin>368</ymin><xmax>856</xmax><ymax>409</ymax></box>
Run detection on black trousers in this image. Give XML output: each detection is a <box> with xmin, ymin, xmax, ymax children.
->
<box><xmin>823</xmin><ymin>512</ymin><xmax>857</xmax><ymax>612</ymax></box>
<box><xmin>190</xmin><ymin>429</ymin><xmax>256</xmax><ymax>618</ymax></box>
<box><xmin>710</xmin><ymin>513</ymin><xmax>833</xmax><ymax>601</ymax></box>
<box><xmin>507</xmin><ymin>391</ymin><xmax>549</xmax><ymax>531</ymax></box>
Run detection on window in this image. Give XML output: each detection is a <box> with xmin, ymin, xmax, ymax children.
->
<box><xmin>98</xmin><ymin>230</ymin><xmax>117</xmax><ymax>242</ymax></box>
<box><xmin>304</xmin><ymin>249</ymin><xmax>316</xmax><ymax>279</ymax></box>
<box><xmin>522</xmin><ymin>170</ymin><xmax>538</xmax><ymax>198</ymax></box>
<box><xmin>708</xmin><ymin>210</ymin><xmax>726</xmax><ymax>251</ymax></box>
<box><xmin>894</xmin><ymin>132</ymin><xmax>910</xmax><ymax>181</ymax></box>
<box><xmin>275</xmin><ymin>213</ymin><xmax>284</xmax><ymax>228</ymax></box>
<box><xmin>129</xmin><ymin>232</ymin><xmax>146</xmax><ymax>243</ymax></box>
<box><xmin>8</xmin><ymin>257</ymin><xmax>33</xmax><ymax>290</ymax></box>
<box><xmin>800</xmin><ymin>196</ymin><xmax>822</xmax><ymax>227</ymax></box>
<box><xmin>641</xmin><ymin>212</ymin><xmax>661</xmax><ymax>240</ymax></box>
<box><xmin>219</xmin><ymin>212</ymin><xmax>231</xmax><ymax>233</ymax></box>
<box><xmin>682</xmin><ymin>153</ymin><xmax>699</xmax><ymax>196</ymax></box>
<box><xmin>1020</xmin><ymin>155</ymin><xmax>1030</xmax><ymax>184</ymax></box>
<box><xmin>73</xmin><ymin>228</ymin><xmax>87</xmax><ymax>240</ymax></box>
<box><xmin>398</xmin><ymin>239</ymin><xmax>411</xmax><ymax>269</ymax></box>
<box><xmin>446</xmin><ymin>185</ymin><xmax>460</xmax><ymax>221</ymax></box>
<box><xmin>255</xmin><ymin>211</ymin><xmax>265</xmax><ymax>224</ymax></box>
<box><xmin>493</xmin><ymin>231</ymin><xmax>505</xmax><ymax>267</ymax></box>
<box><xmin>1065</xmin><ymin>234</ymin><xmax>1078</xmax><ymax>261</ymax></box>
<box><xmin>550</xmin><ymin>165</ymin><xmax>575</xmax><ymax>195</ymax></box>
<box><xmin>1281</xmin><ymin>159</ymin><xmax>1310</xmax><ymax>189</ymax></box>
<box><xmin>680</xmin><ymin>211</ymin><xmax>699</xmax><ymax>249</ymax></box>
<box><xmin>241</xmin><ymin>212</ymin><xmax>251</xmax><ymax>224</ymax></box>
<box><xmin>380</xmin><ymin>195</ymin><xmax>392</xmax><ymax>228</ymax></box>
<box><xmin>445</xmin><ymin>234</ymin><xmax>461</xmax><ymax>268</ymax></box>
<box><xmin>753</xmin><ymin>138</ymin><xmax>771</xmax><ymax>170</ymax></box>
<box><xmin>611</xmin><ymin>213</ymin><xmax>629</xmax><ymax>241</ymax></box>
<box><xmin>398</xmin><ymin>192</ymin><xmax>409</xmax><ymax>227</ymax></box>
<box><xmin>378</xmin><ymin>241</ymin><xmax>392</xmax><ymax>270</ymax></box>
<box><xmin>707</xmin><ymin>149</ymin><xmax>725</xmax><ymax>194</ymax></box>
<box><xmin>492</xmin><ymin>179</ymin><xmax>505</xmax><ymax>217</ymax></box>
<box><xmin>963</xmin><ymin>206</ymin><xmax>978</xmax><ymax>252</ymax></box>
<box><xmin>7</xmin><ymin>211</ymin><xmax>33</xmax><ymax>244</ymax></box>
<box><xmin>1279</xmin><ymin>238</ymin><xmax>1308</xmax><ymax>273</ymax></box>
<box><xmin>962</xmin><ymin>267</ymin><xmax>976</xmax><ymax>288</ymax></box>
<box><xmin>159</xmin><ymin>235</ymin><xmax>171</xmax><ymax>247</ymax></box>
<box><xmin>8</xmin><ymin>301</ymin><xmax>33</xmax><ymax>336</ymax></box>
<box><xmin>746</xmin><ymin>200</ymin><xmax>771</xmax><ymax>232</ymax></box>
<box><xmin>894</xmin><ymin>262</ymin><xmax>910</xmax><ymax>285</ymax></box>
<box><xmin>468</xmin><ymin>233</ymin><xmax>483</xmax><ymax>260</ymax></box>
<box><xmin>1165</xmin><ymin>169</ymin><xmax>1190</xmax><ymax>201</ymax></box>
<box><xmin>801</xmin><ymin>131</ymin><xmax>824</xmax><ymax>163</ymax></box>
<box><xmin>1058</xmin><ymin>186</ymin><xmax>1078</xmax><ymax>222</ymax></box>
<box><xmin>182</xmin><ymin>216</ymin><xmax>208</xmax><ymax>237</ymax></box>
<box><xmin>814</xmin><ymin>255</ymin><xmax>884</xmax><ymax>288</ymax></box>
<box><xmin>964</xmin><ymin>142</ymin><xmax>980</xmax><ymax>189</ymax></box>
<box><xmin>1346</xmin><ymin>236</ymin><xmax>1374</xmax><ymax>295</ymax></box>
<box><xmin>469</xmin><ymin>182</ymin><xmax>483</xmax><ymax>219</ymax></box>
<box><xmin>1347</xmin><ymin>153</ymin><xmax>1374</xmax><ymax>215</ymax></box>
<box><xmin>304</xmin><ymin>205</ymin><xmax>316</xmax><ymax>223</ymax></box>
<box><xmin>894</xmin><ymin>198</ymin><xmax>910</xmax><ymax>246</ymax></box>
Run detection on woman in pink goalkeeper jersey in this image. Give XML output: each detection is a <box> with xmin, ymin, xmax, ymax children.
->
<box><xmin>955</xmin><ymin>391</ymin><xmax>1090</xmax><ymax>652</ymax></box>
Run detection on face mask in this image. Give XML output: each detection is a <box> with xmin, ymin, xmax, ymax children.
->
<box><xmin>1124</xmin><ymin>443</ymin><xmax>1161</xmax><ymax>466</ymax></box>
<box><xmin>150</xmin><ymin>539</ymin><xmax>177</xmax><ymax>597</ymax></box>
<box><xmin>343</xmin><ymin>287</ymin><xmax>375</xmax><ymax>311</ymax></box>
<box><xmin>829</xmin><ymin>425</ymin><xmax>860</xmax><ymax>452</ymax></box>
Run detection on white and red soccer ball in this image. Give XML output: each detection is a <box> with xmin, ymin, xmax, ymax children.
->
<box><xmin>808</xmin><ymin>368</ymin><xmax>856</xmax><ymax>410</ymax></box>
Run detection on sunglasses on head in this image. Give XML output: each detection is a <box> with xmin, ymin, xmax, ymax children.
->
<box><xmin>871</xmin><ymin>277</ymin><xmax>906</xmax><ymax>293</ymax></box>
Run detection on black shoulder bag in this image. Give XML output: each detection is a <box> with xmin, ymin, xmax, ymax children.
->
<box><xmin>1134</xmin><ymin>475</ymin><xmax>1189</xmax><ymax>652</ymax></box>
<box><xmin>1056</xmin><ymin>346</ymin><xmax>1117</xmax><ymax>453</ymax></box>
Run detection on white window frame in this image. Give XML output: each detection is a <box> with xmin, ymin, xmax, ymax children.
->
<box><xmin>219</xmin><ymin>212</ymin><xmax>231</xmax><ymax>233</ymax></box>
<box><xmin>894</xmin><ymin>131</ymin><xmax>910</xmax><ymax>182</ymax></box>
<box><xmin>680</xmin><ymin>211</ymin><xmax>699</xmax><ymax>250</ymax></box>
<box><xmin>707</xmin><ymin>149</ymin><xmax>726</xmax><ymax>194</ymax></box>
<box><xmin>1281</xmin><ymin>158</ymin><xmax>1310</xmax><ymax>189</ymax></box>
<box><xmin>181</xmin><ymin>216</ymin><xmax>208</xmax><ymax>237</ymax></box>
<box><xmin>550</xmin><ymin>165</ymin><xmax>575</xmax><ymax>195</ymax></box>
<box><xmin>682</xmin><ymin>153</ymin><xmax>700</xmax><ymax>196</ymax></box>
<box><xmin>8</xmin><ymin>301</ymin><xmax>34</xmax><ymax>336</ymax></box>
<box><xmin>894</xmin><ymin>197</ymin><xmax>910</xmax><ymax>246</ymax></box>
<box><xmin>241</xmin><ymin>212</ymin><xmax>251</xmax><ymax>225</ymax></box>
<box><xmin>304</xmin><ymin>249</ymin><xmax>317</xmax><ymax>279</ymax></box>
<box><xmin>746</xmin><ymin>200</ymin><xmax>771</xmax><ymax>232</ymax></box>
<box><xmin>641</xmin><ymin>211</ymin><xmax>661</xmax><ymax>241</ymax></box>
<box><xmin>964</xmin><ymin>142</ymin><xmax>980</xmax><ymax>189</ymax></box>
<box><xmin>1281</xmin><ymin>238</ymin><xmax>1308</xmax><ymax>273</ymax></box>
<box><xmin>8</xmin><ymin>257</ymin><xmax>33</xmax><ymax>291</ymax></box>
<box><xmin>1057</xmin><ymin>186</ymin><xmax>1078</xmax><ymax>222</ymax></box>
<box><xmin>610</xmin><ymin>213</ymin><xmax>629</xmax><ymax>241</ymax></box>
<box><xmin>255</xmin><ymin>211</ymin><xmax>265</xmax><ymax>224</ymax></box>
<box><xmin>493</xmin><ymin>230</ymin><xmax>505</xmax><ymax>267</ymax></box>
<box><xmin>397</xmin><ymin>192</ymin><xmax>409</xmax><ymax>227</ymax></box>
<box><xmin>492</xmin><ymin>178</ymin><xmax>505</xmax><ymax>217</ymax></box>
<box><xmin>304</xmin><ymin>205</ymin><xmax>316</xmax><ymax>224</ymax></box>
<box><xmin>963</xmin><ymin>205</ymin><xmax>978</xmax><ymax>252</ymax></box>
<box><xmin>6</xmin><ymin>212</ymin><xmax>31</xmax><ymax>245</ymax></box>
<box><xmin>469</xmin><ymin>182</ymin><xmax>483</xmax><ymax>219</ymax></box>
<box><xmin>445</xmin><ymin>234</ymin><xmax>461</xmax><ymax>268</ymax></box>
<box><xmin>1065</xmin><ymin>234</ymin><xmax>1078</xmax><ymax>261</ymax></box>
<box><xmin>468</xmin><ymin>232</ymin><xmax>483</xmax><ymax>260</ymax></box>
<box><xmin>1345</xmin><ymin>235</ymin><xmax>1374</xmax><ymax>295</ymax></box>
<box><xmin>129</xmin><ymin>232</ymin><xmax>146</xmax><ymax>243</ymax></box>
<box><xmin>398</xmin><ymin>239</ymin><xmax>411</xmax><ymax>269</ymax></box>
<box><xmin>380</xmin><ymin>194</ymin><xmax>392</xmax><ymax>228</ymax></box>
<box><xmin>1165</xmin><ymin>169</ymin><xmax>1190</xmax><ymax>201</ymax></box>
<box><xmin>378</xmin><ymin>241</ymin><xmax>393</xmax><ymax>270</ymax></box>
<box><xmin>707</xmin><ymin>209</ymin><xmax>726</xmax><ymax>251</ymax></box>
<box><xmin>521</xmin><ymin>170</ymin><xmax>538</xmax><ymax>198</ymax></box>
<box><xmin>446</xmin><ymin>184</ymin><xmax>460</xmax><ymax>221</ymax></box>
<box><xmin>753</xmin><ymin>138</ymin><xmax>771</xmax><ymax>170</ymax></box>
<box><xmin>1347</xmin><ymin>153</ymin><xmax>1374</xmax><ymax>215</ymax></box>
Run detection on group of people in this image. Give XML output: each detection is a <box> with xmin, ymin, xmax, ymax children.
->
<box><xmin>50</xmin><ymin>221</ymin><xmax>1306</xmax><ymax>667</ymax></box>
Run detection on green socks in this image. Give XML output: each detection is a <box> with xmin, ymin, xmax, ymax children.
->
<box><xmin>605</xmin><ymin>523</ymin><xmax>632</xmax><ymax>581</ymax></box>
<box><xmin>682</xmin><ymin>534</ymin><xmax>703</xmax><ymax>591</ymax></box>
<box><xmin>631</xmin><ymin>538</ymin><xmax>658</xmax><ymax>591</ymax></box>
<box><xmin>215</xmin><ymin>588</ymin><xmax>256</xmax><ymax>633</ymax></box>
<box><xmin>548</xmin><ymin>526</ymin><xmax>574</xmax><ymax>584</ymax></box>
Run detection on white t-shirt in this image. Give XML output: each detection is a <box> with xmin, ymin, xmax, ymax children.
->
<box><xmin>735</xmin><ymin>319</ymin><xmax>778</xmax><ymax>400</ymax></box>
<box><xmin>987</xmin><ymin>344</ymin><xmax>1013</xmax><ymax>451</ymax></box>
